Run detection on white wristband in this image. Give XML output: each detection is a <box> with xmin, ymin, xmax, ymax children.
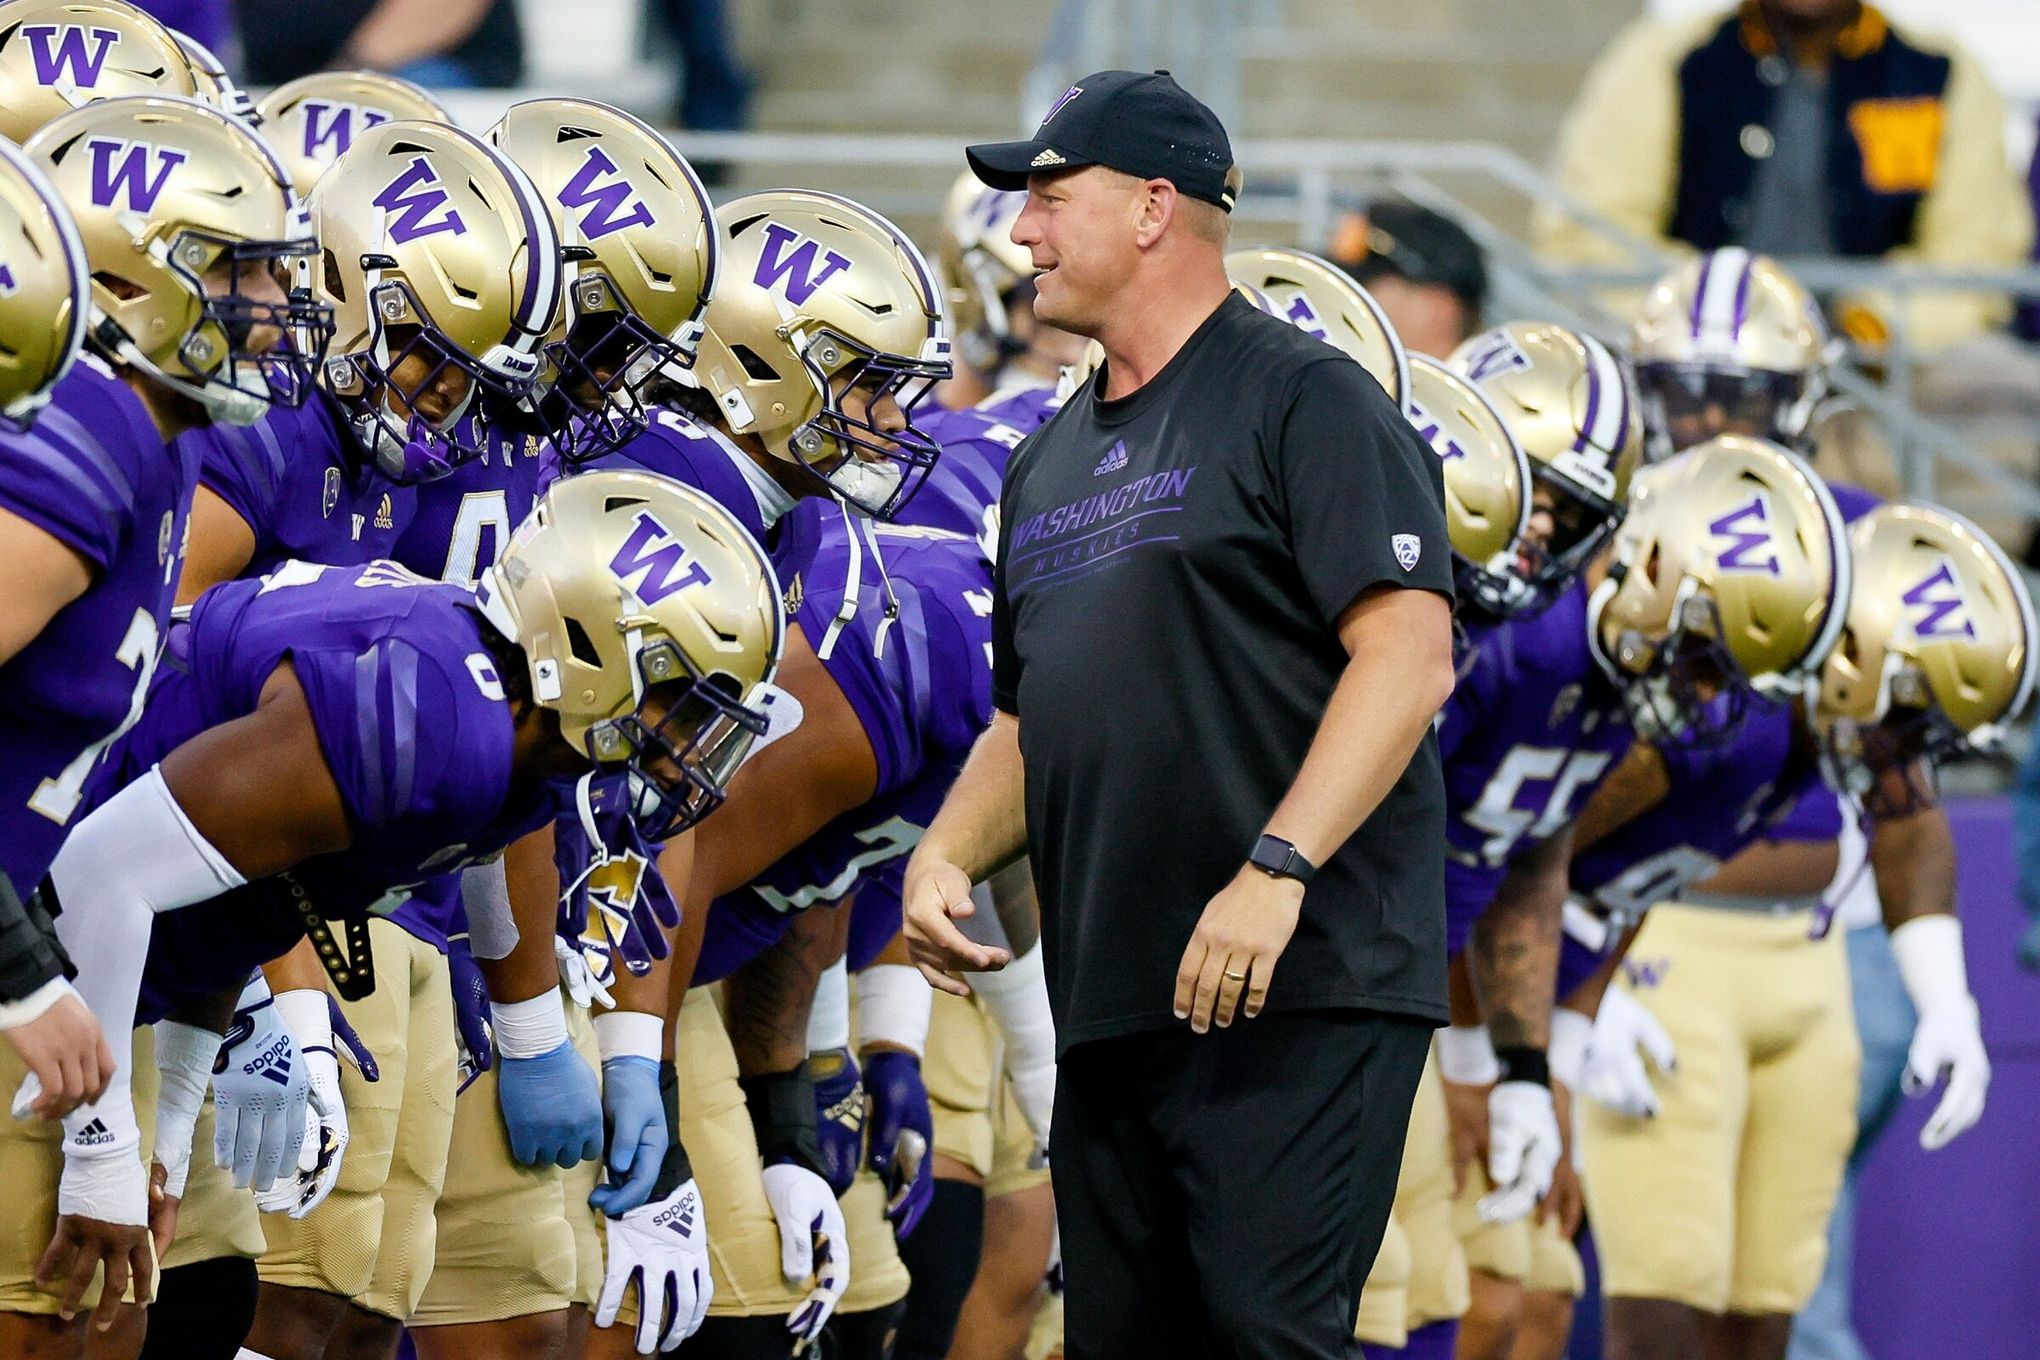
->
<box><xmin>274</xmin><ymin>988</ymin><xmax>334</xmax><ymax>1053</ymax></box>
<box><xmin>593</xmin><ymin>1009</ymin><xmax>664</xmax><ymax>1063</ymax></box>
<box><xmin>1890</xmin><ymin>914</ymin><xmax>1973</xmax><ymax>1013</ymax></box>
<box><xmin>490</xmin><ymin>990</ymin><xmax>570</xmax><ymax>1059</ymax></box>
<box><xmin>806</xmin><ymin>958</ymin><xmax>850</xmax><ymax>1053</ymax></box>
<box><xmin>0</xmin><ymin>976</ymin><xmax>74</xmax><ymax>1031</ymax></box>
<box><xmin>1548</xmin><ymin>1007</ymin><xmax>1593</xmax><ymax>1090</ymax></box>
<box><xmin>857</xmin><ymin>964</ymin><xmax>933</xmax><ymax>1057</ymax></box>
<box><xmin>1437</xmin><ymin>1025</ymin><xmax>1502</xmax><ymax>1085</ymax></box>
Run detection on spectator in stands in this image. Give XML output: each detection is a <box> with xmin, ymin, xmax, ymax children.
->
<box><xmin>649</xmin><ymin>0</ymin><xmax>755</xmax><ymax>133</ymax></box>
<box><xmin>234</xmin><ymin>0</ymin><xmax>523</xmax><ymax>89</ymax></box>
<box><xmin>1540</xmin><ymin>0</ymin><xmax>2032</xmax><ymax>353</ymax></box>
<box><xmin>1328</xmin><ymin>200</ymin><xmax>1488</xmax><ymax>358</ymax></box>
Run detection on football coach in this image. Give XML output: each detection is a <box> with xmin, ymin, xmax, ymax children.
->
<box><xmin>902</xmin><ymin>71</ymin><xmax>1455</xmax><ymax>1358</ymax></box>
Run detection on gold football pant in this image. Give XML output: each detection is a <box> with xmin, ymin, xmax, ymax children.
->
<box><xmin>1578</xmin><ymin>904</ymin><xmax>1859</xmax><ymax>1315</ymax></box>
<box><xmin>1357</xmin><ymin>1045</ymin><xmax>1472</xmax><ymax>1344</ymax></box>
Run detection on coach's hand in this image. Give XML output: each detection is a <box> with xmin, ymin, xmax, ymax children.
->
<box><xmin>902</xmin><ymin>857</ymin><xmax>1010</xmax><ymax>996</ymax></box>
<box><xmin>1175</xmin><ymin>868</ymin><xmax>1303</xmax><ymax>1034</ymax></box>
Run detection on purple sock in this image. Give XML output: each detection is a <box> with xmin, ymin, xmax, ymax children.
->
<box><xmin>1400</xmin><ymin>1319</ymin><xmax>1460</xmax><ymax>1360</ymax></box>
<box><xmin>1361</xmin><ymin>1346</ymin><xmax>1402</xmax><ymax>1360</ymax></box>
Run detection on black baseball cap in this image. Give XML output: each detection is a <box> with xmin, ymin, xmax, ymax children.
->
<box><xmin>966</xmin><ymin>69</ymin><xmax>1237</xmax><ymax>212</ymax></box>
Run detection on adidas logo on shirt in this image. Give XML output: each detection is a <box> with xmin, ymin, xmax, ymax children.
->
<box><xmin>75</xmin><ymin>1119</ymin><xmax>116</xmax><ymax>1147</ymax></box>
<box><xmin>1093</xmin><ymin>440</ymin><xmax>1129</xmax><ymax>477</ymax></box>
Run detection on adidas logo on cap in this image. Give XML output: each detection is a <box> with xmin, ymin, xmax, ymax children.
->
<box><xmin>1030</xmin><ymin>148</ymin><xmax>1066</xmax><ymax>168</ymax></box>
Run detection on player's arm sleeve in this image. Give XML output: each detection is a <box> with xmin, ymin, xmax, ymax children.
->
<box><xmin>285</xmin><ymin>638</ymin><xmax>470</xmax><ymax>838</ymax></box>
<box><xmin>191</xmin><ymin>418</ymin><xmax>288</xmax><ymax>544</ymax></box>
<box><xmin>1277</xmin><ymin>356</ymin><xmax>1455</xmax><ymax>628</ymax></box>
<box><xmin>1535</xmin><ymin>16</ymin><xmax>1687</xmax><ymax>264</ymax></box>
<box><xmin>0</xmin><ymin>417</ymin><xmax>137</xmax><ymax>570</ymax></box>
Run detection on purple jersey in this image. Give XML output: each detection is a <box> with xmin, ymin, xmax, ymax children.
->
<box><xmin>126</xmin><ymin>562</ymin><xmax>562</xmax><ymax>1020</ymax></box>
<box><xmin>556</xmin><ymin>408</ymin><xmax>773</xmax><ymax>546</ymax></box>
<box><xmin>908</xmin><ymin>386</ymin><xmax>1060</xmax><ymax>549</ymax></box>
<box><xmin>183</xmin><ymin>390</ymin><xmax>415</xmax><ymax>576</ymax></box>
<box><xmin>847</xmin><ymin>862</ymin><xmax>907</xmax><ymax>973</ymax></box>
<box><xmin>1439</xmin><ymin>580</ymin><xmax>1633</xmax><ymax>955</ymax></box>
<box><xmin>0</xmin><ymin>357</ymin><xmax>199</xmax><ymax>894</ymax></box>
<box><xmin>694</xmin><ymin>508</ymin><xmax>995</xmax><ymax>984</ymax></box>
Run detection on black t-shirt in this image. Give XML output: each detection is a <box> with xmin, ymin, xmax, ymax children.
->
<box><xmin>993</xmin><ymin>292</ymin><xmax>1453</xmax><ymax>1051</ymax></box>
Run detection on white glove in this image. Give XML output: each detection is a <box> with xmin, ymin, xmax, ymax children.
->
<box><xmin>1581</xmin><ymin>988</ymin><xmax>1678</xmax><ymax>1120</ymax></box>
<box><xmin>557</xmin><ymin>934</ymin><xmax>617</xmax><ymax>1012</ymax></box>
<box><xmin>760</xmin><ymin>1162</ymin><xmax>848</xmax><ymax>1352</ymax></box>
<box><xmin>256</xmin><ymin>991</ymin><xmax>349</xmax><ymax>1218</ymax></box>
<box><xmin>597</xmin><ymin>1178</ymin><xmax>713</xmax><ymax>1352</ymax></box>
<box><xmin>1890</xmin><ymin>915</ymin><xmax>1990</xmax><ymax>1151</ymax></box>
<box><xmin>1479</xmin><ymin>1080</ymin><xmax>1561</xmax><ymax>1225</ymax></box>
<box><xmin>150</xmin><ymin>1021</ymin><xmax>220</xmax><ymax>1200</ymax></box>
<box><xmin>213</xmin><ymin>977</ymin><xmax>314</xmax><ymax>1192</ymax></box>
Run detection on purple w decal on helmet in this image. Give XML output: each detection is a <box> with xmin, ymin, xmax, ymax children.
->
<box><xmin>0</xmin><ymin>262</ymin><xmax>17</xmax><ymax>298</ymax></box>
<box><xmin>609</xmin><ymin>512</ymin><xmax>715</xmax><ymax>605</ymax></box>
<box><xmin>1459</xmin><ymin>330</ymin><xmax>1533</xmax><ymax>384</ymax></box>
<box><xmin>556</xmin><ymin>146</ymin><xmax>655</xmax><ymax>241</ymax></box>
<box><xmin>1408</xmin><ymin>401</ymin><xmax>1467</xmax><ymax>462</ymax></box>
<box><xmin>1279</xmin><ymin>292</ymin><xmax>1328</xmax><ymax>342</ymax></box>
<box><xmin>301</xmin><ymin>101</ymin><xmax>392</xmax><ymax>162</ymax></box>
<box><xmin>1709</xmin><ymin>493</ymin><xmax>1780</xmax><ymax>575</ymax></box>
<box><xmin>23</xmin><ymin>24</ymin><xmax>118</xmax><ymax>88</ymax></box>
<box><xmin>1903</xmin><ymin>560</ymin><xmax>1975</xmax><ymax>640</ymax></box>
<box><xmin>752</xmin><ymin>222</ymin><xmax>851</xmax><ymax>305</ymax></box>
<box><xmin>372</xmin><ymin>157</ymin><xmax>467</xmax><ymax>244</ymax></box>
<box><xmin>85</xmin><ymin>138</ymin><xmax>187</xmax><ymax>213</ymax></box>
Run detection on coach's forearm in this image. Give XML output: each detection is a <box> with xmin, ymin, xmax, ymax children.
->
<box><xmin>1469</xmin><ymin>828</ymin><xmax>1571</xmax><ymax>1050</ymax></box>
<box><xmin>1263</xmin><ymin>588</ymin><xmax>1454</xmax><ymax>865</ymax></box>
<box><xmin>915</xmin><ymin>710</ymin><xmax>1029</xmax><ymax>883</ymax></box>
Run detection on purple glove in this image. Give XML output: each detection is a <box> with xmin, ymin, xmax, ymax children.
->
<box><xmin>863</xmin><ymin>1050</ymin><xmax>934</xmax><ymax>1237</ymax></box>
<box><xmin>446</xmin><ymin>933</ymin><xmax>493</xmax><ymax>1093</ymax></box>
<box><xmin>554</xmin><ymin>774</ymin><xmax>680</xmax><ymax>978</ymax></box>
<box><xmin>325</xmin><ymin>993</ymin><xmax>378</xmax><ymax>1083</ymax></box>
<box><xmin>807</xmin><ymin>1048</ymin><xmax>864</xmax><ymax>1197</ymax></box>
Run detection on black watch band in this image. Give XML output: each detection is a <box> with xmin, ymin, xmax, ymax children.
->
<box><xmin>1249</xmin><ymin>834</ymin><xmax>1316</xmax><ymax>886</ymax></box>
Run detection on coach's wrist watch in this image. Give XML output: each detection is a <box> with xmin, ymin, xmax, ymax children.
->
<box><xmin>1249</xmin><ymin>834</ymin><xmax>1316</xmax><ymax>886</ymax></box>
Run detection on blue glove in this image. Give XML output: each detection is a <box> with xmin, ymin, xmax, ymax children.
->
<box><xmin>589</xmin><ymin>1054</ymin><xmax>666</xmax><ymax>1216</ymax></box>
<box><xmin>326</xmin><ymin>993</ymin><xmax>379</xmax><ymax>1083</ymax></box>
<box><xmin>445</xmin><ymin>934</ymin><xmax>493</xmax><ymax>1093</ymax></box>
<box><xmin>808</xmin><ymin>1048</ymin><xmax>864</xmax><ymax>1197</ymax></box>
<box><xmin>497</xmin><ymin>1041</ymin><xmax>603</xmax><ymax>1168</ymax></box>
<box><xmin>863</xmin><ymin>1049</ymin><xmax>935</xmax><ymax>1237</ymax></box>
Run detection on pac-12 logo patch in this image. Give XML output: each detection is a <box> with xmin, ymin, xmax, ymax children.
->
<box><xmin>1393</xmin><ymin>534</ymin><xmax>1421</xmax><ymax>571</ymax></box>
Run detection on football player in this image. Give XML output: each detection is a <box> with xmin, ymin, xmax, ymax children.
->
<box><xmin>931</xmin><ymin>171</ymin><xmax>1087</xmax><ymax>410</ymax></box>
<box><xmin>255</xmin><ymin>70</ymin><xmax>452</xmax><ymax>198</ymax></box>
<box><xmin>1227</xmin><ymin>244</ymin><xmax>1412</xmax><ymax>412</ymax></box>
<box><xmin>0</xmin><ymin>91</ymin><xmax>323</xmax><ymax>1351</ymax></box>
<box><xmin>1567</xmin><ymin>498</ymin><xmax>2024</xmax><ymax>1360</ymax></box>
<box><xmin>0</xmin><ymin>0</ymin><xmax>200</xmax><ymax>142</ymax></box>
<box><xmin>17</xmin><ymin>472</ymin><xmax>779</xmax><ymax>1348</ymax></box>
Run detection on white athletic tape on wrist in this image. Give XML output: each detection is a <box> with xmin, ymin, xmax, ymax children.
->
<box><xmin>806</xmin><ymin>958</ymin><xmax>850</xmax><ymax>1053</ymax></box>
<box><xmin>491</xmin><ymin>989</ymin><xmax>571</xmax><ymax>1059</ymax></box>
<box><xmin>857</xmin><ymin>964</ymin><xmax>932</xmax><ymax>1057</ymax></box>
<box><xmin>1438</xmin><ymin>1025</ymin><xmax>1502</xmax><ymax>1085</ymax></box>
<box><xmin>593</xmin><ymin>1008</ymin><xmax>664</xmax><ymax>1063</ymax></box>
<box><xmin>1890</xmin><ymin>914</ymin><xmax>1973</xmax><ymax>1012</ymax></box>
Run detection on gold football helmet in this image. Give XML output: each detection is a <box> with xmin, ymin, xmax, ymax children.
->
<box><xmin>0</xmin><ymin>136</ymin><xmax>87</xmax><ymax>429</ymax></box>
<box><xmin>693</xmin><ymin>189</ymin><xmax>950</xmax><ymax>518</ymax></box>
<box><xmin>254</xmin><ymin>70</ymin><xmax>450</xmax><ymax>198</ymax></box>
<box><xmin>310</xmin><ymin>118</ymin><xmax>564</xmax><ymax>481</ymax></box>
<box><xmin>0</xmin><ymin>0</ymin><xmax>196</xmax><ymax>142</ymax></box>
<box><xmin>1589</xmin><ymin>435</ymin><xmax>1849</xmax><ymax>743</ymax></box>
<box><xmin>1450</xmin><ymin>321</ymin><xmax>1646</xmax><ymax>612</ymax></box>
<box><xmin>168</xmin><ymin>28</ymin><xmax>252</xmax><ymax>125</ymax></box>
<box><xmin>1814</xmin><ymin>501</ymin><xmax>2037</xmax><ymax>816</ymax></box>
<box><xmin>1632</xmin><ymin>248</ymin><xmax>1833</xmax><ymax>457</ymax></box>
<box><xmin>487</xmin><ymin>98</ymin><xmax>718</xmax><ymax>463</ymax></box>
<box><xmin>936</xmin><ymin>170</ymin><xmax>1033</xmax><ymax>375</ymax></box>
<box><xmin>26</xmin><ymin>94</ymin><xmax>328</xmax><ymax>425</ymax></box>
<box><xmin>1226</xmin><ymin>246</ymin><xmax>1411</xmax><ymax>410</ymax></box>
<box><xmin>477</xmin><ymin>468</ymin><xmax>784</xmax><ymax>837</ymax></box>
<box><xmin>1406</xmin><ymin>354</ymin><xmax>1531</xmax><ymax>600</ymax></box>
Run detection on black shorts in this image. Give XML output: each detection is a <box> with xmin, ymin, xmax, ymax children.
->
<box><xmin>1053</xmin><ymin>1009</ymin><xmax>1432</xmax><ymax>1360</ymax></box>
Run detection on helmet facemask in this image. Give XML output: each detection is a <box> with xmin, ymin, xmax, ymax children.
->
<box><xmin>780</xmin><ymin>325</ymin><xmax>948</xmax><ymax>519</ymax></box>
<box><xmin>546</xmin><ymin>268</ymin><xmax>704</xmax><ymax>468</ymax></box>
<box><xmin>1472</xmin><ymin>466</ymin><xmax>1625</xmax><ymax>617</ymax></box>
<box><xmin>1638</xmin><ymin>361</ymin><xmax>1820</xmax><ymax>461</ymax></box>
<box><xmin>1603</xmin><ymin>584</ymin><xmax>1753</xmax><ymax>747</ymax></box>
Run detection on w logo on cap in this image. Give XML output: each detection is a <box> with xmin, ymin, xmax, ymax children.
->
<box><xmin>1042</xmin><ymin>84</ymin><xmax>1084</xmax><ymax>123</ymax></box>
<box><xmin>372</xmin><ymin>157</ymin><xmax>467</xmax><ymax>244</ymax></box>
<box><xmin>1903</xmin><ymin>559</ymin><xmax>1975</xmax><ymax>640</ymax></box>
<box><xmin>86</xmin><ymin>138</ymin><xmax>187</xmax><ymax>213</ymax></box>
<box><xmin>301</xmin><ymin>101</ymin><xmax>392</xmax><ymax>163</ymax></box>
<box><xmin>557</xmin><ymin>146</ymin><xmax>656</xmax><ymax>241</ymax></box>
<box><xmin>753</xmin><ymin>222</ymin><xmax>850</xmax><ymax>305</ymax></box>
<box><xmin>1708</xmin><ymin>494</ymin><xmax>1779</xmax><ymax>575</ymax></box>
<box><xmin>609</xmin><ymin>511</ymin><xmax>714</xmax><ymax>605</ymax></box>
<box><xmin>22</xmin><ymin>24</ymin><xmax>118</xmax><ymax>89</ymax></box>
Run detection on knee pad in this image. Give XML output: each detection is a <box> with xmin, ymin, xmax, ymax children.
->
<box><xmin>139</xmin><ymin>1256</ymin><xmax>258</xmax><ymax>1360</ymax></box>
<box><xmin>893</xmin><ymin>1178</ymin><xmax>987</xmax><ymax>1359</ymax></box>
